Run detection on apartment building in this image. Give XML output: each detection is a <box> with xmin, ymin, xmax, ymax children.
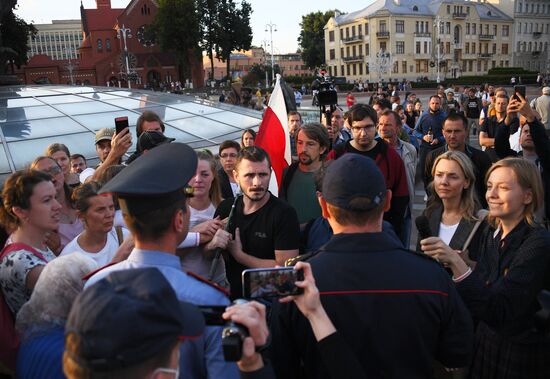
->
<box><xmin>324</xmin><ymin>0</ymin><xmax>513</xmax><ymax>82</ymax></box>
<box><xmin>27</xmin><ymin>20</ymin><xmax>83</xmax><ymax>61</ymax></box>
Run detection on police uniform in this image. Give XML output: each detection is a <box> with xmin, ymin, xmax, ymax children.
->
<box><xmin>85</xmin><ymin>143</ymin><xmax>239</xmax><ymax>379</ymax></box>
<box><xmin>271</xmin><ymin>154</ymin><xmax>473</xmax><ymax>379</ymax></box>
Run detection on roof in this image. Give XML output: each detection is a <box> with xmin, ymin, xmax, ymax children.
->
<box><xmin>82</xmin><ymin>8</ymin><xmax>123</xmax><ymax>31</ymax></box>
<box><xmin>331</xmin><ymin>0</ymin><xmax>512</xmax><ymax>26</ymax></box>
<box><xmin>0</xmin><ymin>85</ymin><xmax>262</xmax><ymax>181</ymax></box>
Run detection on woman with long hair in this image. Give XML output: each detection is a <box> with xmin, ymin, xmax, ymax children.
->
<box><xmin>31</xmin><ymin>157</ymin><xmax>83</xmax><ymax>254</ymax></box>
<box><xmin>178</xmin><ymin>150</ymin><xmax>227</xmax><ymax>286</ymax></box>
<box><xmin>241</xmin><ymin>129</ymin><xmax>256</xmax><ymax>148</ymax></box>
<box><xmin>422</xmin><ymin>158</ymin><xmax>550</xmax><ymax>378</ymax></box>
<box><xmin>417</xmin><ymin>151</ymin><xmax>483</xmax><ymax>258</ymax></box>
<box><xmin>45</xmin><ymin>144</ymin><xmax>80</xmax><ymax>188</ymax></box>
<box><xmin>60</xmin><ymin>181</ymin><xmax>127</xmax><ymax>266</ymax></box>
<box><xmin>0</xmin><ymin>170</ymin><xmax>61</xmax><ymax>316</ymax></box>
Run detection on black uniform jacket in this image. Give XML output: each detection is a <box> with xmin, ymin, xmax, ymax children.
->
<box><xmin>271</xmin><ymin>230</ymin><xmax>473</xmax><ymax>379</ymax></box>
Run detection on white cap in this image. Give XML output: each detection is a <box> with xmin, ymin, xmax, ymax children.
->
<box><xmin>542</xmin><ymin>87</ymin><xmax>550</xmax><ymax>95</ymax></box>
<box><xmin>79</xmin><ymin>167</ymin><xmax>95</xmax><ymax>184</ymax></box>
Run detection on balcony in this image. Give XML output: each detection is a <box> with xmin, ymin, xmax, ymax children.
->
<box><xmin>414</xmin><ymin>32</ymin><xmax>432</xmax><ymax>38</ymax></box>
<box><xmin>342</xmin><ymin>55</ymin><xmax>364</xmax><ymax>62</ymax></box>
<box><xmin>478</xmin><ymin>34</ymin><xmax>495</xmax><ymax>40</ymax></box>
<box><xmin>453</xmin><ymin>42</ymin><xmax>463</xmax><ymax>49</ymax></box>
<box><xmin>452</xmin><ymin>12</ymin><xmax>468</xmax><ymax>19</ymax></box>
<box><xmin>478</xmin><ymin>53</ymin><xmax>493</xmax><ymax>59</ymax></box>
<box><xmin>533</xmin><ymin>31</ymin><xmax>542</xmax><ymax>39</ymax></box>
<box><xmin>376</xmin><ymin>31</ymin><xmax>390</xmax><ymax>38</ymax></box>
<box><xmin>342</xmin><ymin>35</ymin><xmax>363</xmax><ymax>44</ymax></box>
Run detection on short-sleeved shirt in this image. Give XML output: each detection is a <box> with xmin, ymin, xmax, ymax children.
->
<box><xmin>215</xmin><ymin>193</ymin><xmax>300</xmax><ymax>298</ymax></box>
<box><xmin>286</xmin><ymin>169</ymin><xmax>322</xmax><ymax>224</ymax></box>
<box><xmin>60</xmin><ymin>227</ymin><xmax>129</xmax><ymax>267</ymax></box>
<box><xmin>0</xmin><ymin>243</ymin><xmax>56</xmax><ymax>315</ymax></box>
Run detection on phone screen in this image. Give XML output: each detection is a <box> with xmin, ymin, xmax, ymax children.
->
<box><xmin>513</xmin><ymin>85</ymin><xmax>526</xmax><ymax>101</ymax></box>
<box><xmin>242</xmin><ymin>267</ymin><xmax>304</xmax><ymax>299</ymax></box>
<box><xmin>114</xmin><ymin>116</ymin><xmax>129</xmax><ymax>134</ymax></box>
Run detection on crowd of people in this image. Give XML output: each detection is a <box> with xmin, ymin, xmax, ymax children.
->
<box><xmin>1</xmin><ymin>81</ymin><xmax>550</xmax><ymax>379</ymax></box>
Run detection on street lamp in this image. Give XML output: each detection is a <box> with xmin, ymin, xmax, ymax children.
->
<box><xmin>116</xmin><ymin>24</ymin><xmax>132</xmax><ymax>89</ymax></box>
<box><xmin>262</xmin><ymin>39</ymin><xmax>270</xmax><ymax>88</ymax></box>
<box><xmin>63</xmin><ymin>48</ymin><xmax>78</xmax><ymax>85</ymax></box>
<box><xmin>369</xmin><ymin>49</ymin><xmax>392</xmax><ymax>84</ymax></box>
<box><xmin>433</xmin><ymin>16</ymin><xmax>445</xmax><ymax>84</ymax></box>
<box><xmin>265</xmin><ymin>22</ymin><xmax>277</xmax><ymax>84</ymax></box>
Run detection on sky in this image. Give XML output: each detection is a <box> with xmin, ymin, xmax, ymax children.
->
<box><xmin>14</xmin><ymin>0</ymin><xmax>368</xmax><ymax>53</ymax></box>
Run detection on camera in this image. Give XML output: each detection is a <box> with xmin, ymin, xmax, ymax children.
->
<box><xmin>312</xmin><ymin>73</ymin><xmax>339</xmax><ymax>128</ymax></box>
<box><xmin>198</xmin><ymin>299</ymin><xmax>250</xmax><ymax>362</ymax></box>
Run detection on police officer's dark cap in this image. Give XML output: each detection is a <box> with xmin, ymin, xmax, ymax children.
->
<box><xmin>322</xmin><ymin>153</ymin><xmax>386</xmax><ymax>211</ymax></box>
<box><xmin>99</xmin><ymin>143</ymin><xmax>197</xmax><ymax>215</ymax></box>
<box><xmin>65</xmin><ymin>268</ymin><xmax>205</xmax><ymax>371</ymax></box>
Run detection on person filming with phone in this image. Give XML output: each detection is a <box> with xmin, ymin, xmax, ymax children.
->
<box><xmin>271</xmin><ymin>153</ymin><xmax>473</xmax><ymax>378</ymax></box>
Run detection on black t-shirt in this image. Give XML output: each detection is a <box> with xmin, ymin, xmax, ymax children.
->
<box><xmin>464</xmin><ymin>97</ymin><xmax>481</xmax><ymax>119</ymax></box>
<box><xmin>215</xmin><ymin>193</ymin><xmax>300</xmax><ymax>298</ymax></box>
<box><xmin>344</xmin><ymin>140</ymin><xmax>382</xmax><ymax>160</ymax></box>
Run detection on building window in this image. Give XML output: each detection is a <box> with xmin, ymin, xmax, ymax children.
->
<box><xmin>346</xmin><ymin>27</ymin><xmax>349</xmax><ymax>38</ymax></box>
<box><xmin>105</xmin><ymin>38</ymin><xmax>111</xmax><ymax>52</ymax></box>
<box><xmin>341</xmin><ymin>65</ymin><xmax>344</xmax><ymax>75</ymax></box>
<box><xmin>358</xmin><ymin>44</ymin><xmax>363</xmax><ymax>56</ymax></box>
<box><xmin>380</xmin><ymin>41</ymin><xmax>387</xmax><ymax>51</ymax></box>
<box><xmin>466</xmin><ymin>23</ymin><xmax>470</xmax><ymax>34</ymax></box>
<box><xmin>346</xmin><ymin>65</ymin><xmax>350</xmax><ymax>76</ymax></box>
<box><xmin>346</xmin><ymin>46</ymin><xmax>350</xmax><ymax>56</ymax></box>
<box><xmin>329</xmin><ymin>30</ymin><xmax>334</xmax><ymax>42</ymax></box>
<box><xmin>416</xmin><ymin>41</ymin><xmax>421</xmax><ymax>54</ymax></box>
<box><xmin>393</xmin><ymin>61</ymin><xmax>399</xmax><ymax>74</ymax></box>
<box><xmin>446</xmin><ymin>42</ymin><xmax>451</xmax><ymax>54</ymax></box>
<box><xmin>352</xmin><ymin>45</ymin><xmax>356</xmax><ymax>56</ymax></box>
<box><xmin>472</xmin><ymin>23</ymin><xmax>476</xmax><ymax>35</ymax></box>
<box><xmin>358</xmin><ymin>24</ymin><xmax>362</xmax><ymax>36</ymax></box>
<box><xmin>465</xmin><ymin>42</ymin><xmax>469</xmax><ymax>54</ymax></box>
<box><xmin>340</xmin><ymin>29</ymin><xmax>344</xmax><ymax>40</ymax></box>
<box><xmin>477</xmin><ymin>61</ymin><xmax>481</xmax><ymax>72</ymax></box>
<box><xmin>379</xmin><ymin>20</ymin><xmax>387</xmax><ymax>32</ymax></box>
<box><xmin>502</xmin><ymin>44</ymin><xmax>508</xmax><ymax>54</ymax></box>
<box><xmin>329</xmin><ymin>49</ymin><xmax>335</xmax><ymax>60</ymax></box>
<box><xmin>352</xmin><ymin>26</ymin><xmax>356</xmax><ymax>36</ymax></box>
<box><xmin>503</xmin><ymin>25</ymin><xmax>509</xmax><ymax>37</ymax></box>
<box><xmin>424</xmin><ymin>41</ymin><xmax>428</xmax><ymax>54</ymax></box>
<box><xmin>97</xmin><ymin>39</ymin><xmax>102</xmax><ymax>52</ymax></box>
<box><xmin>402</xmin><ymin>61</ymin><xmax>407</xmax><ymax>73</ymax></box>
<box><xmin>492</xmin><ymin>43</ymin><xmax>497</xmax><ymax>54</ymax></box>
<box><xmin>445</xmin><ymin>22</ymin><xmax>451</xmax><ymax>34</ymax></box>
<box><xmin>413</xmin><ymin>5</ymin><xmax>418</xmax><ymax>12</ymax></box>
<box><xmin>396</xmin><ymin>41</ymin><xmax>405</xmax><ymax>54</ymax></box>
<box><xmin>493</xmin><ymin>25</ymin><xmax>497</xmax><ymax>36</ymax></box>
<box><xmin>396</xmin><ymin>20</ymin><xmax>404</xmax><ymax>33</ymax></box>
<box><xmin>365</xmin><ymin>43</ymin><xmax>369</xmax><ymax>55</ymax></box>
<box><xmin>352</xmin><ymin>63</ymin><xmax>357</xmax><ymax>76</ymax></box>
<box><xmin>472</xmin><ymin>42</ymin><xmax>476</xmax><ymax>54</ymax></box>
<box><xmin>365</xmin><ymin>23</ymin><xmax>369</xmax><ymax>35</ymax></box>
<box><xmin>447</xmin><ymin>5</ymin><xmax>451</xmax><ymax>14</ymax></box>
<box><xmin>334</xmin><ymin>66</ymin><xmax>338</xmax><ymax>76</ymax></box>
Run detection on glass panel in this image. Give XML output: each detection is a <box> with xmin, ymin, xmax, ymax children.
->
<box><xmin>205</xmin><ymin>112</ymin><xmax>261</xmax><ymax>129</ymax></box>
<box><xmin>137</xmin><ymin>106</ymin><xmax>194</xmax><ymax>121</ymax></box>
<box><xmin>54</xmin><ymin>101</ymin><xmax>121</xmax><ymax>115</ymax></box>
<box><xmin>3</xmin><ymin>98</ymin><xmax>43</xmax><ymax>108</ymax></box>
<box><xmin>162</xmin><ymin>125</ymin><xmax>199</xmax><ymax>143</ymax></box>
<box><xmin>80</xmin><ymin>92</ymin><xmax>123</xmax><ymax>101</ymax></box>
<box><xmin>73</xmin><ymin>111</ymin><xmax>140</xmax><ymax>130</ymax></box>
<box><xmin>104</xmin><ymin>98</ymin><xmax>157</xmax><ymax>109</ymax></box>
<box><xmin>0</xmin><ymin>144</ymin><xmax>12</xmax><ymax>173</ymax></box>
<box><xmin>39</xmin><ymin>94</ymin><xmax>92</xmax><ymax>105</ymax></box>
<box><xmin>171</xmin><ymin>102</ymin><xmax>223</xmax><ymax>115</ymax></box>
<box><xmin>52</xmin><ymin>86</ymin><xmax>96</xmax><ymax>94</ymax></box>
<box><xmin>4</xmin><ymin>106</ymin><xmax>64</xmax><ymax>122</ymax></box>
<box><xmin>210</xmin><ymin>130</ymin><xmax>245</xmax><ymax>144</ymax></box>
<box><xmin>1</xmin><ymin>117</ymin><xmax>88</xmax><ymax>142</ymax></box>
<box><xmin>9</xmin><ymin>133</ymin><xmax>96</xmax><ymax>170</ymax></box>
<box><xmin>145</xmin><ymin>94</ymin><xmax>190</xmax><ymax>105</ymax></box>
<box><xmin>168</xmin><ymin>117</ymin><xmax>238</xmax><ymax>139</ymax></box>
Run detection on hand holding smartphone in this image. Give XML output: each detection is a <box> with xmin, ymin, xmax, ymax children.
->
<box><xmin>512</xmin><ymin>85</ymin><xmax>526</xmax><ymax>102</ymax></box>
<box><xmin>114</xmin><ymin>116</ymin><xmax>129</xmax><ymax>135</ymax></box>
<box><xmin>242</xmin><ymin>267</ymin><xmax>304</xmax><ymax>299</ymax></box>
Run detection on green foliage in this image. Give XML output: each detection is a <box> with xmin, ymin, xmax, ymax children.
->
<box><xmin>298</xmin><ymin>10</ymin><xmax>339</xmax><ymax>70</ymax></box>
<box><xmin>153</xmin><ymin>0</ymin><xmax>201</xmax><ymax>79</ymax></box>
<box><xmin>487</xmin><ymin>67</ymin><xmax>537</xmax><ymax>75</ymax></box>
<box><xmin>242</xmin><ymin>63</ymin><xmax>281</xmax><ymax>86</ymax></box>
<box><xmin>216</xmin><ymin>0</ymin><xmax>253</xmax><ymax>79</ymax></box>
<box><xmin>445</xmin><ymin>73</ymin><xmax>538</xmax><ymax>85</ymax></box>
<box><xmin>0</xmin><ymin>1</ymin><xmax>36</xmax><ymax>74</ymax></box>
<box><xmin>197</xmin><ymin>0</ymin><xmax>220</xmax><ymax>80</ymax></box>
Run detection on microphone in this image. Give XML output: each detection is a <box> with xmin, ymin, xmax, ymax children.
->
<box><xmin>415</xmin><ymin>215</ymin><xmax>433</xmax><ymax>240</ymax></box>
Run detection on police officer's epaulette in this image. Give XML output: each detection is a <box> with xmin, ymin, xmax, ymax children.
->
<box><xmin>404</xmin><ymin>248</ymin><xmax>440</xmax><ymax>263</ymax></box>
<box><xmin>186</xmin><ymin>271</ymin><xmax>230</xmax><ymax>297</ymax></box>
<box><xmin>284</xmin><ymin>250</ymin><xmax>321</xmax><ymax>266</ymax></box>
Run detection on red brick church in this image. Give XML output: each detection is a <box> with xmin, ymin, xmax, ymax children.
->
<box><xmin>16</xmin><ymin>0</ymin><xmax>203</xmax><ymax>88</ymax></box>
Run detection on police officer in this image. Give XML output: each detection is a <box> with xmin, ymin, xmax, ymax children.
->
<box><xmin>271</xmin><ymin>153</ymin><xmax>473</xmax><ymax>378</ymax></box>
<box><xmin>85</xmin><ymin>143</ymin><xmax>239</xmax><ymax>379</ymax></box>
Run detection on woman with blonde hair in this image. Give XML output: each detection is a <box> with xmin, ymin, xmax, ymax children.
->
<box><xmin>417</xmin><ymin>150</ymin><xmax>483</xmax><ymax>258</ymax></box>
<box><xmin>422</xmin><ymin>157</ymin><xmax>550</xmax><ymax>378</ymax></box>
<box><xmin>178</xmin><ymin>150</ymin><xmax>227</xmax><ymax>286</ymax></box>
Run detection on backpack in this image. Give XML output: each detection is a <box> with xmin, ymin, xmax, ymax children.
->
<box><xmin>0</xmin><ymin>243</ymin><xmax>46</xmax><ymax>371</ymax></box>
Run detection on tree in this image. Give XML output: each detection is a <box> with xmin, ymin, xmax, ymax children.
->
<box><xmin>153</xmin><ymin>0</ymin><xmax>201</xmax><ymax>82</ymax></box>
<box><xmin>298</xmin><ymin>10</ymin><xmax>340</xmax><ymax>70</ymax></box>
<box><xmin>215</xmin><ymin>0</ymin><xmax>253</xmax><ymax>80</ymax></box>
<box><xmin>0</xmin><ymin>1</ymin><xmax>36</xmax><ymax>75</ymax></box>
<box><xmin>197</xmin><ymin>0</ymin><xmax>220</xmax><ymax>81</ymax></box>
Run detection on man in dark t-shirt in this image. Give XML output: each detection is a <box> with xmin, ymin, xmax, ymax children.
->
<box><xmin>215</xmin><ymin>146</ymin><xmax>300</xmax><ymax>298</ymax></box>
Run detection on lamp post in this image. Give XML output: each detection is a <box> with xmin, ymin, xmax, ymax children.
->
<box><xmin>64</xmin><ymin>48</ymin><xmax>77</xmax><ymax>85</ymax></box>
<box><xmin>265</xmin><ymin>22</ymin><xmax>277</xmax><ymax>84</ymax></box>
<box><xmin>369</xmin><ymin>49</ymin><xmax>392</xmax><ymax>84</ymax></box>
<box><xmin>434</xmin><ymin>16</ymin><xmax>444</xmax><ymax>84</ymax></box>
<box><xmin>262</xmin><ymin>39</ymin><xmax>270</xmax><ymax>88</ymax></box>
<box><xmin>117</xmin><ymin>24</ymin><xmax>132</xmax><ymax>89</ymax></box>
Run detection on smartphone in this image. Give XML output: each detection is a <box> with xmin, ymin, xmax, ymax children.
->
<box><xmin>513</xmin><ymin>85</ymin><xmax>526</xmax><ymax>101</ymax></box>
<box><xmin>114</xmin><ymin>116</ymin><xmax>129</xmax><ymax>134</ymax></box>
<box><xmin>242</xmin><ymin>267</ymin><xmax>304</xmax><ymax>299</ymax></box>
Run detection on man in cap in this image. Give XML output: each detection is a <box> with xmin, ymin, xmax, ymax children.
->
<box><xmin>271</xmin><ymin>154</ymin><xmax>473</xmax><ymax>378</ymax></box>
<box><xmin>84</xmin><ymin>143</ymin><xmax>239</xmax><ymax>379</ymax></box>
<box><xmin>64</xmin><ymin>268</ymin><xmax>205</xmax><ymax>378</ymax></box>
<box><xmin>92</xmin><ymin>126</ymin><xmax>132</xmax><ymax>181</ymax></box>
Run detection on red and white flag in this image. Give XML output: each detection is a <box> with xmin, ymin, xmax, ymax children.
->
<box><xmin>255</xmin><ymin>74</ymin><xmax>291</xmax><ymax>194</ymax></box>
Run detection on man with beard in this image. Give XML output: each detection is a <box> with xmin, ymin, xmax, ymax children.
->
<box><xmin>326</xmin><ymin>104</ymin><xmax>409</xmax><ymax>238</ymax></box>
<box><xmin>279</xmin><ymin>124</ymin><xmax>330</xmax><ymax>224</ymax></box>
<box><xmin>214</xmin><ymin>147</ymin><xmax>300</xmax><ymax>298</ymax></box>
